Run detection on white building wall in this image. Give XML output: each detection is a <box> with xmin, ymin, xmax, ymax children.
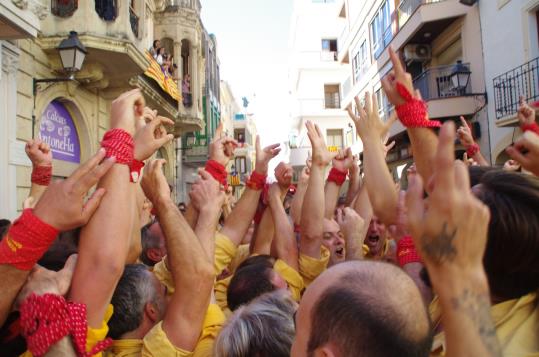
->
<box><xmin>479</xmin><ymin>0</ymin><xmax>539</xmax><ymax>163</ymax></box>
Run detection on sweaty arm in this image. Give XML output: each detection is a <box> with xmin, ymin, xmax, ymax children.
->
<box><xmin>268</xmin><ymin>190</ymin><xmax>299</xmax><ymax>271</ymax></box>
<box><xmin>290</xmin><ymin>177</ymin><xmax>308</xmax><ymax>226</ymax></box>
<box><xmin>220</xmin><ymin>187</ymin><xmax>263</xmax><ymax>247</ymax></box>
<box><xmin>156</xmin><ymin>197</ymin><xmax>215</xmax><ymax>351</ymax></box>
<box><xmin>300</xmin><ymin>164</ymin><xmax>325</xmax><ymax>259</ymax></box>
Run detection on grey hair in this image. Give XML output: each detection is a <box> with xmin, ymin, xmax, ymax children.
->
<box><xmin>140</xmin><ymin>222</ymin><xmax>162</xmax><ymax>266</ymax></box>
<box><xmin>214</xmin><ymin>290</ymin><xmax>297</xmax><ymax>357</ymax></box>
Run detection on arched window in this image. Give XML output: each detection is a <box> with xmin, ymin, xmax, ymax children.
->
<box><xmin>95</xmin><ymin>0</ymin><xmax>118</xmax><ymax>21</ymax></box>
<box><xmin>51</xmin><ymin>0</ymin><xmax>78</xmax><ymax>17</ymax></box>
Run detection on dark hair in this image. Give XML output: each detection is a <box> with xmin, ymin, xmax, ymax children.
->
<box><xmin>475</xmin><ymin>170</ymin><xmax>539</xmax><ymax>300</ymax></box>
<box><xmin>153</xmin><ymin>40</ymin><xmax>159</xmax><ymax>48</ymax></box>
<box><xmin>307</xmin><ymin>270</ymin><xmax>432</xmax><ymax>357</ymax></box>
<box><xmin>140</xmin><ymin>222</ymin><xmax>162</xmax><ymax>267</ymax></box>
<box><xmin>108</xmin><ymin>264</ymin><xmax>156</xmax><ymax>339</ymax></box>
<box><xmin>38</xmin><ymin>228</ymin><xmax>79</xmax><ymax>271</ymax></box>
<box><xmin>0</xmin><ymin>219</ymin><xmax>11</xmax><ymax>241</ymax></box>
<box><xmin>227</xmin><ymin>256</ymin><xmax>276</xmax><ymax>311</ymax></box>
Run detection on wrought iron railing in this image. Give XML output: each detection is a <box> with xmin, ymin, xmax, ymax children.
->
<box><xmin>493</xmin><ymin>57</ymin><xmax>539</xmax><ymax>120</ymax></box>
<box><xmin>325</xmin><ymin>92</ymin><xmax>341</xmax><ymax>109</ymax></box>
<box><xmin>413</xmin><ymin>63</ymin><xmax>472</xmax><ymax>101</ymax></box>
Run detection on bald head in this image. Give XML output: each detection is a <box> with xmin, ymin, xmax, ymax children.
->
<box><xmin>291</xmin><ymin>261</ymin><xmax>432</xmax><ymax>357</ymax></box>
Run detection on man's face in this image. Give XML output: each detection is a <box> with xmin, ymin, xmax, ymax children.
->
<box><xmin>322</xmin><ymin>219</ymin><xmax>345</xmax><ymax>266</ymax></box>
<box><xmin>270</xmin><ymin>269</ymin><xmax>289</xmax><ymax>290</ymax></box>
<box><xmin>148</xmin><ymin>222</ymin><xmax>167</xmax><ymax>263</ymax></box>
<box><xmin>366</xmin><ymin>217</ymin><xmax>387</xmax><ymax>257</ymax></box>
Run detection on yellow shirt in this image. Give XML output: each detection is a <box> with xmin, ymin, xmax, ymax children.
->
<box><xmin>105</xmin><ymin>304</ymin><xmax>225</xmax><ymax>357</ymax></box>
<box><xmin>430</xmin><ymin>293</ymin><xmax>539</xmax><ymax>357</ymax></box>
<box><xmin>298</xmin><ymin>246</ymin><xmax>330</xmax><ymax>287</ymax></box>
<box><xmin>214</xmin><ymin>231</ymin><xmax>237</xmax><ymax>275</ymax></box>
<box><xmin>228</xmin><ymin>244</ymin><xmax>250</xmax><ymax>273</ymax></box>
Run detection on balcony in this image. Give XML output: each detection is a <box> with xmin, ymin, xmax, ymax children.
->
<box><xmin>493</xmin><ymin>57</ymin><xmax>539</xmax><ymax>124</ymax></box>
<box><xmin>129</xmin><ymin>6</ymin><xmax>139</xmax><ymax>38</ymax></box>
<box><xmin>413</xmin><ymin>63</ymin><xmax>479</xmax><ymax>118</ymax></box>
<box><xmin>325</xmin><ymin>92</ymin><xmax>341</xmax><ymax>109</ymax></box>
<box><xmin>165</xmin><ymin>0</ymin><xmax>201</xmax><ymax>13</ymax></box>
<box><xmin>321</xmin><ymin>51</ymin><xmax>338</xmax><ymax>62</ymax></box>
<box><xmin>183</xmin><ymin>144</ymin><xmax>209</xmax><ymax>164</ymax></box>
<box><xmin>398</xmin><ymin>0</ymin><xmax>445</xmax><ymax>28</ymax></box>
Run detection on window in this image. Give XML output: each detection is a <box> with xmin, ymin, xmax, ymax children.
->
<box><xmin>95</xmin><ymin>0</ymin><xmax>117</xmax><ymax>21</ymax></box>
<box><xmin>52</xmin><ymin>0</ymin><xmax>78</xmax><ymax>17</ymax></box>
<box><xmin>235</xmin><ymin>157</ymin><xmax>247</xmax><ymax>174</ymax></box>
<box><xmin>370</xmin><ymin>1</ymin><xmax>393</xmax><ymax>59</ymax></box>
<box><xmin>321</xmin><ymin>39</ymin><xmax>338</xmax><ymax>61</ymax></box>
<box><xmin>324</xmin><ymin>84</ymin><xmax>340</xmax><ymax>109</ymax></box>
<box><xmin>375</xmin><ymin>88</ymin><xmax>392</xmax><ymax>120</ymax></box>
<box><xmin>326</xmin><ymin>129</ymin><xmax>344</xmax><ymax>149</ymax></box>
<box><xmin>352</xmin><ymin>39</ymin><xmax>368</xmax><ymax>83</ymax></box>
<box><xmin>234</xmin><ymin>129</ymin><xmax>246</xmax><ymax>144</ymax></box>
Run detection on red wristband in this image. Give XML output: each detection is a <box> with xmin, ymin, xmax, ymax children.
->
<box><xmin>31</xmin><ymin>165</ymin><xmax>52</xmax><ymax>186</ymax></box>
<box><xmin>397</xmin><ymin>236</ymin><xmax>422</xmax><ymax>267</ymax></box>
<box><xmin>521</xmin><ymin>122</ymin><xmax>539</xmax><ymax>135</ymax></box>
<box><xmin>130</xmin><ymin>159</ymin><xmax>145</xmax><ymax>183</ymax></box>
<box><xmin>205</xmin><ymin>160</ymin><xmax>228</xmax><ymax>190</ymax></box>
<box><xmin>100</xmin><ymin>128</ymin><xmax>134</xmax><ymax>165</ymax></box>
<box><xmin>0</xmin><ymin>209</ymin><xmax>58</xmax><ymax>270</ymax></box>
<box><xmin>246</xmin><ymin>171</ymin><xmax>267</xmax><ymax>190</ymax></box>
<box><xmin>466</xmin><ymin>143</ymin><xmax>480</xmax><ymax>157</ymax></box>
<box><xmin>20</xmin><ymin>293</ymin><xmax>112</xmax><ymax>357</ymax></box>
<box><xmin>395</xmin><ymin>83</ymin><xmax>441</xmax><ymax>128</ymax></box>
<box><xmin>327</xmin><ymin>167</ymin><xmax>347</xmax><ymax>186</ymax></box>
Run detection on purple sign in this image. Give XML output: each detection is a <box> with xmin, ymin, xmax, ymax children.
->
<box><xmin>39</xmin><ymin>100</ymin><xmax>81</xmax><ymax>163</ymax></box>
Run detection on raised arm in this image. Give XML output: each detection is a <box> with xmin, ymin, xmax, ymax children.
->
<box><xmin>457</xmin><ymin>116</ymin><xmax>489</xmax><ymax>166</ymax></box>
<box><xmin>267</xmin><ymin>183</ymin><xmax>299</xmax><ymax>270</ymax></box>
<box><xmin>24</xmin><ymin>139</ymin><xmax>53</xmax><ymax>207</ymax></box>
<box><xmin>347</xmin><ymin>92</ymin><xmax>398</xmax><ymax>225</ymax></box>
<box><xmin>69</xmin><ymin>89</ymin><xmax>144</xmax><ymax>327</ymax></box>
<box><xmin>142</xmin><ymin>159</ymin><xmax>219</xmax><ymax>351</ymax></box>
<box><xmin>220</xmin><ymin>136</ymin><xmax>280</xmax><ymax>246</ymax></box>
<box><xmin>324</xmin><ymin>148</ymin><xmax>353</xmax><ymax>219</ymax></box>
<box><xmin>336</xmin><ymin>207</ymin><xmax>367</xmax><ymax>261</ymax></box>
<box><xmin>382</xmin><ymin>47</ymin><xmax>439</xmax><ymax>184</ymax></box>
<box><xmin>0</xmin><ymin>149</ymin><xmax>113</xmax><ymax>326</ymax></box>
<box><xmin>345</xmin><ymin>156</ymin><xmax>361</xmax><ymax>206</ymax></box>
<box><xmin>290</xmin><ymin>166</ymin><xmax>309</xmax><ymax>226</ymax></box>
<box><xmin>300</xmin><ymin>121</ymin><xmax>336</xmax><ymax>258</ymax></box>
<box><xmin>406</xmin><ymin>122</ymin><xmax>501</xmax><ymax>357</ymax></box>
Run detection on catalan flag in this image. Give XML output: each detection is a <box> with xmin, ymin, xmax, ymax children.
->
<box><xmin>144</xmin><ymin>52</ymin><xmax>181</xmax><ymax>102</ymax></box>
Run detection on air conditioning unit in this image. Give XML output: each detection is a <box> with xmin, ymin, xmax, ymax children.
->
<box><xmin>404</xmin><ymin>44</ymin><xmax>432</xmax><ymax>62</ymax></box>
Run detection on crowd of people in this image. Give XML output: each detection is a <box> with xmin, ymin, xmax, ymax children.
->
<box><xmin>0</xmin><ymin>47</ymin><xmax>538</xmax><ymax>357</ymax></box>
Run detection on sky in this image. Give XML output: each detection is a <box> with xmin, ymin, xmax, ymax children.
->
<box><xmin>201</xmin><ymin>0</ymin><xmax>294</xmax><ymax>159</ymax></box>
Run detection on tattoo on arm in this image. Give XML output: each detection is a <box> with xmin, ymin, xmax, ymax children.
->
<box><xmin>450</xmin><ymin>289</ymin><xmax>502</xmax><ymax>357</ymax></box>
<box><xmin>420</xmin><ymin>222</ymin><xmax>457</xmax><ymax>263</ymax></box>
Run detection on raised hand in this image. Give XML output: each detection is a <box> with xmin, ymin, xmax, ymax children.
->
<box><xmin>255</xmin><ymin>135</ymin><xmax>281</xmax><ymax>175</ymax></box>
<box><xmin>25</xmin><ymin>139</ymin><xmax>52</xmax><ymax>167</ymax></box>
<box><xmin>381</xmin><ymin>47</ymin><xmax>416</xmax><ymax>107</ymax></box>
<box><xmin>347</xmin><ymin>92</ymin><xmax>394</xmax><ymax>144</ymax></box>
<box><xmin>457</xmin><ymin>116</ymin><xmax>474</xmax><ymax>147</ymax></box>
<box><xmin>275</xmin><ymin>162</ymin><xmax>293</xmax><ymax>189</ymax></box>
<box><xmin>15</xmin><ymin>254</ymin><xmax>77</xmax><ymax>308</ymax></box>
<box><xmin>332</xmin><ymin>147</ymin><xmax>354</xmax><ymax>172</ymax></box>
<box><xmin>383</xmin><ymin>136</ymin><xmax>396</xmax><ymax>158</ymax></box>
<box><xmin>134</xmin><ymin>108</ymin><xmax>175</xmax><ymax>161</ymax></box>
<box><xmin>110</xmin><ymin>88</ymin><xmax>146</xmax><ymax>135</ymax></box>
<box><xmin>140</xmin><ymin>159</ymin><xmax>171</xmax><ymax>205</ymax></box>
<box><xmin>189</xmin><ymin>169</ymin><xmax>226</xmax><ymax>212</ymax></box>
<box><xmin>267</xmin><ymin>182</ymin><xmax>283</xmax><ymax>204</ymax></box>
<box><xmin>405</xmin><ymin>122</ymin><xmax>490</xmax><ymax>274</ymax></box>
<box><xmin>306</xmin><ymin>120</ymin><xmax>336</xmax><ymax>167</ymax></box>
<box><xmin>517</xmin><ymin>96</ymin><xmax>536</xmax><ymax>126</ymax></box>
<box><xmin>33</xmin><ymin>149</ymin><xmax>115</xmax><ymax>231</ymax></box>
<box><xmin>336</xmin><ymin>207</ymin><xmax>366</xmax><ymax>242</ymax></box>
<box><xmin>209</xmin><ymin>122</ymin><xmax>239</xmax><ymax>166</ymax></box>
<box><xmin>387</xmin><ymin>190</ymin><xmax>408</xmax><ymax>242</ymax></box>
<box><xmin>506</xmin><ymin>131</ymin><xmax>539</xmax><ymax>176</ymax></box>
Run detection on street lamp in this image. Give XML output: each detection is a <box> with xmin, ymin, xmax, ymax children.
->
<box><xmin>450</xmin><ymin>61</ymin><xmax>471</xmax><ymax>95</ymax></box>
<box><xmin>32</xmin><ymin>31</ymin><xmax>87</xmax><ymax>138</ymax></box>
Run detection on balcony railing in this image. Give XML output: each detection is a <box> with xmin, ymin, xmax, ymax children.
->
<box><xmin>398</xmin><ymin>0</ymin><xmax>445</xmax><ymax>27</ymax></box>
<box><xmin>325</xmin><ymin>93</ymin><xmax>341</xmax><ymax>109</ymax></box>
<box><xmin>129</xmin><ymin>7</ymin><xmax>139</xmax><ymax>37</ymax></box>
<box><xmin>166</xmin><ymin>0</ymin><xmax>201</xmax><ymax>12</ymax></box>
<box><xmin>413</xmin><ymin>63</ymin><xmax>472</xmax><ymax>101</ymax></box>
<box><xmin>321</xmin><ymin>51</ymin><xmax>338</xmax><ymax>62</ymax></box>
<box><xmin>493</xmin><ymin>57</ymin><xmax>539</xmax><ymax>120</ymax></box>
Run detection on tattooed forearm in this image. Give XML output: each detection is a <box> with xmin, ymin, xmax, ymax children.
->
<box><xmin>420</xmin><ymin>222</ymin><xmax>457</xmax><ymax>263</ymax></box>
<box><xmin>450</xmin><ymin>288</ymin><xmax>502</xmax><ymax>357</ymax></box>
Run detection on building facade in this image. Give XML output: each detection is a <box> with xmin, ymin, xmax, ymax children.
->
<box><xmin>0</xmin><ymin>0</ymin><xmax>205</xmax><ymax>219</ymax></box>
<box><xmin>179</xmin><ymin>29</ymin><xmax>221</xmax><ymax>203</ymax></box>
<box><xmin>338</xmin><ymin>0</ymin><xmax>488</xmax><ymax>183</ymax></box>
<box><xmin>479</xmin><ymin>0</ymin><xmax>539</xmax><ymax>165</ymax></box>
<box><xmin>288</xmin><ymin>0</ymin><xmax>360</xmax><ymax>182</ymax></box>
